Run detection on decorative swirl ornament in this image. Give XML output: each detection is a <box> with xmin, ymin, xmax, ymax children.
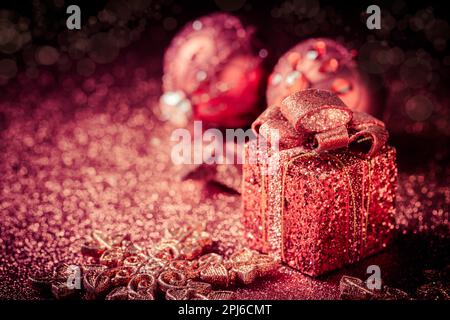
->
<box><xmin>157</xmin><ymin>270</ymin><xmax>187</xmax><ymax>292</ymax></box>
<box><xmin>197</xmin><ymin>253</ymin><xmax>223</xmax><ymax>269</ymax></box>
<box><xmin>169</xmin><ymin>260</ymin><xmax>198</xmax><ymax>279</ymax></box>
<box><xmin>128</xmin><ymin>273</ymin><xmax>156</xmax><ymax>300</ymax></box>
<box><xmin>123</xmin><ymin>254</ymin><xmax>147</xmax><ymax>267</ymax></box>
<box><xmin>99</xmin><ymin>248</ymin><xmax>124</xmax><ymax>268</ymax></box>
<box><xmin>105</xmin><ymin>286</ymin><xmax>130</xmax><ymax>300</ymax></box>
<box><xmin>31</xmin><ymin>228</ymin><xmax>279</xmax><ymax>300</ymax></box>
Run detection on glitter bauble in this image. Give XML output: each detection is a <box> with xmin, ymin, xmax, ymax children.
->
<box><xmin>161</xmin><ymin>13</ymin><xmax>266</xmax><ymax>128</ymax></box>
<box><xmin>266</xmin><ymin>38</ymin><xmax>375</xmax><ymax>115</ymax></box>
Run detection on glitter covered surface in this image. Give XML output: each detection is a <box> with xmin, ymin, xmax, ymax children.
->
<box><xmin>0</xmin><ymin>9</ymin><xmax>449</xmax><ymax>300</ymax></box>
<box><xmin>242</xmin><ymin>90</ymin><xmax>398</xmax><ymax>276</ymax></box>
<box><xmin>0</xmin><ymin>54</ymin><xmax>449</xmax><ymax>299</ymax></box>
<box><xmin>280</xmin><ymin>147</ymin><xmax>396</xmax><ymax>274</ymax></box>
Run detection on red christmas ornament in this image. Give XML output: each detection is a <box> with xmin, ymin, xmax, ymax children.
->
<box><xmin>266</xmin><ymin>38</ymin><xmax>374</xmax><ymax>115</ymax></box>
<box><xmin>161</xmin><ymin>13</ymin><xmax>266</xmax><ymax>128</ymax></box>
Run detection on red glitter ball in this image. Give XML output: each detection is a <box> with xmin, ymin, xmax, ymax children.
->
<box><xmin>161</xmin><ymin>13</ymin><xmax>266</xmax><ymax>128</ymax></box>
<box><xmin>266</xmin><ymin>38</ymin><xmax>376</xmax><ymax>115</ymax></box>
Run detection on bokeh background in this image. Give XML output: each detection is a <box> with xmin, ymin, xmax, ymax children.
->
<box><xmin>0</xmin><ymin>0</ymin><xmax>448</xmax><ymax>299</ymax></box>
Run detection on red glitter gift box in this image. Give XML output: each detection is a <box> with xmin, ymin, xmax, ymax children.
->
<box><xmin>242</xmin><ymin>89</ymin><xmax>397</xmax><ymax>277</ymax></box>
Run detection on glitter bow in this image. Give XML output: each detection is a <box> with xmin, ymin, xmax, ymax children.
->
<box><xmin>252</xmin><ymin>89</ymin><xmax>388</xmax><ymax>158</ymax></box>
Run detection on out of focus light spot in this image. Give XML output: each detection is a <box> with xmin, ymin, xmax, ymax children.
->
<box><xmin>258</xmin><ymin>48</ymin><xmax>268</xmax><ymax>58</ymax></box>
<box><xmin>77</xmin><ymin>58</ymin><xmax>96</xmax><ymax>77</ymax></box>
<box><xmin>88</xmin><ymin>32</ymin><xmax>119</xmax><ymax>64</ymax></box>
<box><xmin>35</xmin><ymin>46</ymin><xmax>60</xmax><ymax>65</ymax></box>
<box><xmin>405</xmin><ymin>95</ymin><xmax>434</xmax><ymax>121</ymax></box>
<box><xmin>400</xmin><ymin>58</ymin><xmax>433</xmax><ymax>89</ymax></box>
<box><xmin>192</xmin><ymin>20</ymin><xmax>203</xmax><ymax>31</ymax></box>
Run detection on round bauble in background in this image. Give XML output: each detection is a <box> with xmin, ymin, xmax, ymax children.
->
<box><xmin>161</xmin><ymin>13</ymin><xmax>266</xmax><ymax>128</ymax></box>
<box><xmin>266</xmin><ymin>38</ymin><xmax>379</xmax><ymax>116</ymax></box>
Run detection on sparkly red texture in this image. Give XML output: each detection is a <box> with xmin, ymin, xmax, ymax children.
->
<box><xmin>242</xmin><ymin>89</ymin><xmax>397</xmax><ymax>277</ymax></box>
<box><xmin>266</xmin><ymin>38</ymin><xmax>375</xmax><ymax>115</ymax></box>
<box><xmin>162</xmin><ymin>13</ymin><xmax>265</xmax><ymax>128</ymax></box>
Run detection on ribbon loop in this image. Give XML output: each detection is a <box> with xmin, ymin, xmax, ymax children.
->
<box><xmin>348</xmin><ymin>125</ymin><xmax>388</xmax><ymax>158</ymax></box>
<box><xmin>251</xmin><ymin>105</ymin><xmax>284</xmax><ymax>135</ymax></box>
<box><xmin>280</xmin><ymin>89</ymin><xmax>352</xmax><ymax>133</ymax></box>
<box><xmin>313</xmin><ymin>125</ymin><xmax>349</xmax><ymax>153</ymax></box>
<box><xmin>259</xmin><ymin>118</ymin><xmax>305</xmax><ymax>151</ymax></box>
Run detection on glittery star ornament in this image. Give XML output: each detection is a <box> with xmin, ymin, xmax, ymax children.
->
<box><xmin>266</xmin><ymin>38</ymin><xmax>377</xmax><ymax>115</ymax></box>
<box><xmin>161</xmin><ymin>13</ymin><xmax>266</xmax><ymax>128</ymax></box>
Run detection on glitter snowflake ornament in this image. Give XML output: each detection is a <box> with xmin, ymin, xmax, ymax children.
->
<box><xmin>161</xmin><ymin>13</ymin><xmax>266</xmax><ymax>128</ymax></box>
<box><xmin>266</xmin><ymin>38</ymin><xmax>377</xmax><ymax>115</ymax></box>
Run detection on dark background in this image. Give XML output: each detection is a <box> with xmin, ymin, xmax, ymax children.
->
<box><xmin>1</xmin><ymin>0</ymin><xmax>450</xmax><ymax>137</ymax></box>
<box><xmin>0</xmin><ymin>0</ymin><xmax>448</xmax><ymax>300</ymax></box>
